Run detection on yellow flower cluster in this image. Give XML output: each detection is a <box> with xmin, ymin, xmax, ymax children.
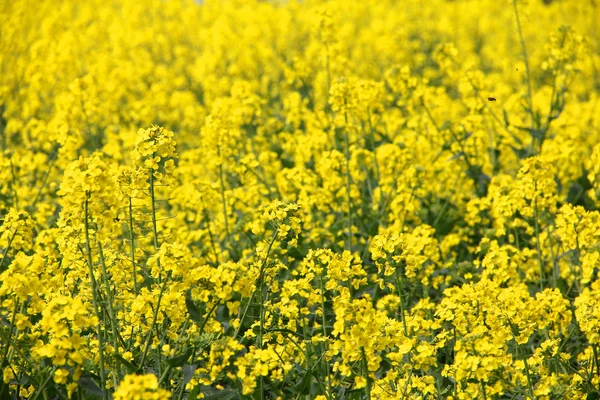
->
<box><xmin>1</xmin><ymin>0</ymin><xmax>600</xmax><ymax>399</ymax></box>
<box><xmin>113</xmin><ymin>374</ymin><xmax>171</xmax><ymax>400</ymax></box>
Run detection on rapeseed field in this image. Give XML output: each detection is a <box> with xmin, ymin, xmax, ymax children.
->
<box><xmin>1</xmin><ymin>0</ymin><xmax>600</xmax><ymax>398</ymax></box>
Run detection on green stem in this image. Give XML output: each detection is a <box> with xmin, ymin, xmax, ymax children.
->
<box><xmin>158</xmin><ymin>365</ymin><xmax>172</xmax><ymax>387</ymax></box>
<box><xmin>512</xmin><ymin>0</ymin><xmax>535</xmax><ymax>145</ymax></box>
<box><xmin>0</xmin><ymin>298</ymin><xmax>20</xmax><ymax>400</ymax></box>
<box><xmin>203</xmin><ymin>205</ymin><xmax>220</xmax><ymax>265</ymax></box>
<box><xmin>233</xmin><ymin>229</ymin><xmax>279</xmax><ymax>341</ymax></box>
<box><xmin>258</xmin><ymin>281</ymin><xmax>267</xmax><ymax>400</ymax></box>
<box><xmin>325</xmin><ymin>44</ymin><xmax>331</xmax><ymax>104</ymax></box>
<box><xmin>508</xmin><ymin>319</ymin><xmax>535</xmax><ymax>398</ymax></box>
<box><xmin>31</xmin><ymin>149</ymin><xmax>58</xmax><ymax>208</ymax></box>
<box><xmin>199</xmin><ymin>302</ymin><xmax>219</xmax><ymax>335</ymax></box>
<box><xmin>319</xmin><ymin>272</ymin><xmax>332</xmax><ymax>400</ymax></box>
<box><xmin>421</xmin><ymin>98</ymin><xmax>484</xmax><ymax>196</ymax></box>
<box><xmin>30</xmin><ymin>367</ymin><xmax>58</xmax><ymax>400</ymax></box>
<box><xmin>400</xmin><ymin>366</ymin><xmax>413</xmax><ymax>399</ymax></box>
<box><xmin>97</xmin><ymin>241</ymin><xmax>121</xmax><ymax>386</ymax></box>
<box><xmin>593</xmin><ymin>344</ymin><xmax>600</xmax><ymax>377</ymax></box>
<box><xmin>139</xmin><ymin>276</ymin><xmax>169</xmax><ymax>367</ymax></box>
<box><xmin>453</xmin><ymin>327</ymin><xmax>457</xmax><ymax>399</ymax></box>
<box><xmin>217</xmin><ymin>144</ymin><xmax>231</xmax><ymax>255</ymax></box>
<box><xmin>366</xmin><ymin>110</ymin><xmax>381</xmax><ymax>183</ymax></box>
<box><xmin>480</xmin><ymin>382</ymin><xmax>488</xmax><ymax>400</ymax></box>
<box><xmin>0</xmin><ymin>312</ymin><xmax>35</xmax><ymax>371</ymax></box>
<box><xmin>9</xmin><ymin>159</ymin><xmax>19</xmax><ymax>210</ymax></box>
<box><xmin>546</xmin><ymin>225</ymin><xmax>559</xmax><ymax>289</ymax></box>
<box><xmin>84</xmin><ymin>196</ymin><xmax>108</xmax><ymax>399</ymax></box>
<box><xmin>149</xmin><ymin>167</ymin><xmax>160</xmax><ymax>253</ymax></box>
<box><xmin>128</xmin><ymin>197</ymin><xmax>138</xmax><ymax>293</ymax></box>
<box><xmin>366</xmin><ymin>110</ymin><xmax>383</xmax><ymax>215</ymax></box>
<box><xmin>533</xmin><ymin>194</ymin><xmax>544</xmax><ymax>291</ymax></box>
<box><xmin>361</xmin><ymin>347</ymin><xmax>371</xmax><ymax>400</ymax></box>
<box><xmin>522</xmin><ymin>354</ymin><xmax>535</xmax><ymax>399</ymax></box>
<box><xmin>256</xmin><ymin>230</ymin><xmax>278</xmax><ymax>400</ymax></box>
<box><xmin>343</xmin><ymin>108</ymin><xmax>353</xmax><ymax>253</ymax></box>
<box><xmin>0</xmin><ymin>229</ymin><xmax>17</xmax><ymax>271</ymax></box>
<box><xmin>137</xmin><ymin>161</ymin><xmax>170</xmax><ymax>368</ymax></box>
<box><xmin>233</xmin><ymin>292</ymin><xmax>255</xmax><ymax>341</ymax></box>
<box><xmin>395</xmin><ymin>269</ymin><xmax>408</xmax><ymax>336</ymax></box>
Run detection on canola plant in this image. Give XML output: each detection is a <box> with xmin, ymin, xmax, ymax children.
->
<box><xmin>1</xmin><ymin>0</ymin><xmax>600</xmax><ymax>398</ymax></box>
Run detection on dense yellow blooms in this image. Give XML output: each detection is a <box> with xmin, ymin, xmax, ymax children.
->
<box><xmin>1</xmin><ymin>0</ymin><xmax>600</xmax><ymax>399</ymax></box>
<box><xmin>113</xmin><ymin>374</ymin><xmax>171</xmax><ymax>400</ymax></box>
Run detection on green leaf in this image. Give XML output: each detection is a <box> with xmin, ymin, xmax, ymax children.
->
<box><xmin>267</xmin><ymin>328</ymin><xmax>306</xmax><ymax>340</ymax></box>
<box><xmin>292</xmin><ymin>368</ymin><xmax>312</xmax><ymax>395</ymax></box>
<box><xmin>114</xmin><ymin>354</ymin><xmax>139</xmax><ymax>373</ymax></box>
<box><xmin>0</xmin><ymin>380</ymin><xmax>13</xmax><ymax>400</ymax></box>
<box><xmin>186</xmin><ymin>293</ymin><xmax>203</xmax><ymax>324</ymax></box>
<box><xmin>183</xmin><ymin>364</ymin><xmax>196</xmax><ymax>385</ymax></box>
<box><xmin>187</xmin><ymin>385</ymin><xmax>201</xmax><ymax>400</ymax></box>
<box><xmin>79</xmin><ymin>375</ymin><xmax>105</xmax><ymax>398</ymax></box>
<box><xmin>202</xmin><ymin>388</ymin><xmax>239</xmax><ymax>400</ymax></box>
<box><xmin>502</xmin><ymin>108</ymin><xmax>510</xmax><ymax>127</ymax></box>
<box><xmin>222</xmin><ymin>323</ymin><xmax>234</xmax><ymax>337</ymax></box>
<box><xmin>166</xmin><ymin>347</ymin><xmax>194</xmax><ymax>368</ymax></box>
<box><xmin>587</xmin><ymin>392</ymin><xmax>600</xmax><ymax>400</ymax></box>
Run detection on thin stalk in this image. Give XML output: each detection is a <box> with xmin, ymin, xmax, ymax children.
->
<box><xmin>421</xmin><ymin>98</ymin><xmax>484</xmax><ymax>196</ymax></box>
<box><xmin>366</xmin><ymin>110</ymin><xmax>383</xmax><ymax>214</ymax></box>
<box><xmin>176</xmin><ymin>378</ymin><xmax>188</xmax><ymax>400</ymax></box>
<box><xmin>593</xmin><ymin>344</ymin><xmax>600</xmax><ymax>377</ymax></box>
<box><xmin>139</xmin><ymin>276</ymin><xmax>169</xmax><ymax>367</ymax></box>
<box><xmin>533</xmin><ymin>194</ymin><xmax>544</xmax><ymax>291</ymax></box>
<box><xmin>343</xmin><ymin>108</ymin><xmax>353</xmax><ymax>252</ymax></box>
<box><xmin>31</xmin><ymin>149</ymin><xmax>58</xmax><ymax>208</ymax></box>
<box><xmin>258</xmin><ymin>299</ymin><xmax>265</xmax><ymax>400</ymax></box>
<box><xmin>199</xmin><ymin>302</ymin><xmax>219</xmax><ymax>335</ymax></box>
<box><xmin>361</xmin><ymin>347</ymin><xmax>372</xmax><ymax>400</ymax></box>
<box><xmin>512</xmin><ymin>0</ymin><xmax>535</xmax><ymax>140</ymax></box>
<box><xmin>203</xmin><ymin>205</ymin><xmax>220</xmax><ymax>265</ymax></box>
<box><xmin>522</xmin><ymin>354</ymin><xmax>535</xmax><ymax>399</ymax></box>
<box><xmin>0</xmin><ymin>229</ymin><xmax>17</xmax><ymax>271</ymax></box>
<box><xmin>539</xmin><ymin>72</ymin><xmax>559</xmax><ymax>152</ymax></box>
<box><xmin>233</xmin><ymin>292</ymin><xmax>255</xmax><ymax>341</ymax></box>
<box><xmin>0</xmin><ymin>313</ymin><xmax>35</xmax><ymax>371</ymax></box>
<box><xmin>149</xmin><ymin>167</ymin><xmax>160</xmax><ymax>252</ymax></box>
<box><xmin>255</xmin><ymin>238</ymin><xmax>274</xmax><ymax>399</ymax></box>
<box><xmin>97</xmin><ymin>241</ymin><xmax>120</xmax><ymax>386</ymax></box>
<box><xmin>400</xmin><ymin>366</ymin><xmax>414</xmax><ymax>399</ymax></box>
<box><xmin>84</xmin><ymin>196</ymin><xmax>107</xmax><ymax>399</ymax></box>
<box><xmin>158</xmin><ymin>365</ymin><xmax>172</xmax><ymax>387</ymax></box>
<box><xmin>172</xmin><ymin>317</ymin><xmax>194</xmax><ymax>400</ymax></box>
<box><xmin>0</xmin><ymin>297</ymin><xmax>19</xmax><ymax>400</ymax></box>
<box><xmin>509</xmin><ymin>319</ymin><xmax>535</xmax><ymax>398</ymax></box>
<box><xmin>395</xmin><ymin>269</ymin><xmax>408</xmax><ymax>336</ymax></box>
<box><xmin>459</xmin><ymin>70</ymin><xmax>524</xmax><ymax>146</ymax></box>
<box><xmin>366</xmin><ymin>111</ymin><xmax>381</xmax><ymax>182</ymax></box>
<box><xmin>453</xmin><ymin>327</ymin><xmax>457</xmax><ymax>399</ymax></box>
<box><xmin>319</xmin><ymin>272</ymin><xmax>333</xmax><ymax>400</ymax></box>
<box><xmin>128</xmin><ymin>197</ymin><xmax>138</xmax><ymax>293</ymax></box>
<box><xmin>157</xmin><ymin>345</ymin><xmax>163</xmax><ymax>382</ymax></box>
<box><xmin>546</xmin><ymin>225</ymin><xmax>559</xmax><ymax>289</ymax></box>
<box><xmin>217</xmin><ymin>145</ymin><xmax>231</xmax><ymax>253</ymax></box>
<box><xmin>325</xmin><ymin>44</ymin><xmax>331</xmax><ymax>104</ymax></box>
<box><xmin>302</xmin><ymin>318</ymin><xmax>312</xmax><ymax>400</ymax></box>
<box><xmin>30</xmin><ymin>367</ymin><xmax>58</xmax><ymax>400</ymax></box>
<box><xmin>257</xmin><ymin>262</ymin><xmax>273</xmax><ymax>400</ymax></box>
<box><xmin>139</xmin><ymin>161</ymin><xmax>168</xmax><ymax>368</ymax></box>
<box><xmin>233</xmin><ymin>229</ymin><xmax>279</xmax><ymax>341</ymax></box>
<box><xmin>9</xmin><ymin>159</ymin><xmax>19</xmax><ymax>210</ymax></box>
